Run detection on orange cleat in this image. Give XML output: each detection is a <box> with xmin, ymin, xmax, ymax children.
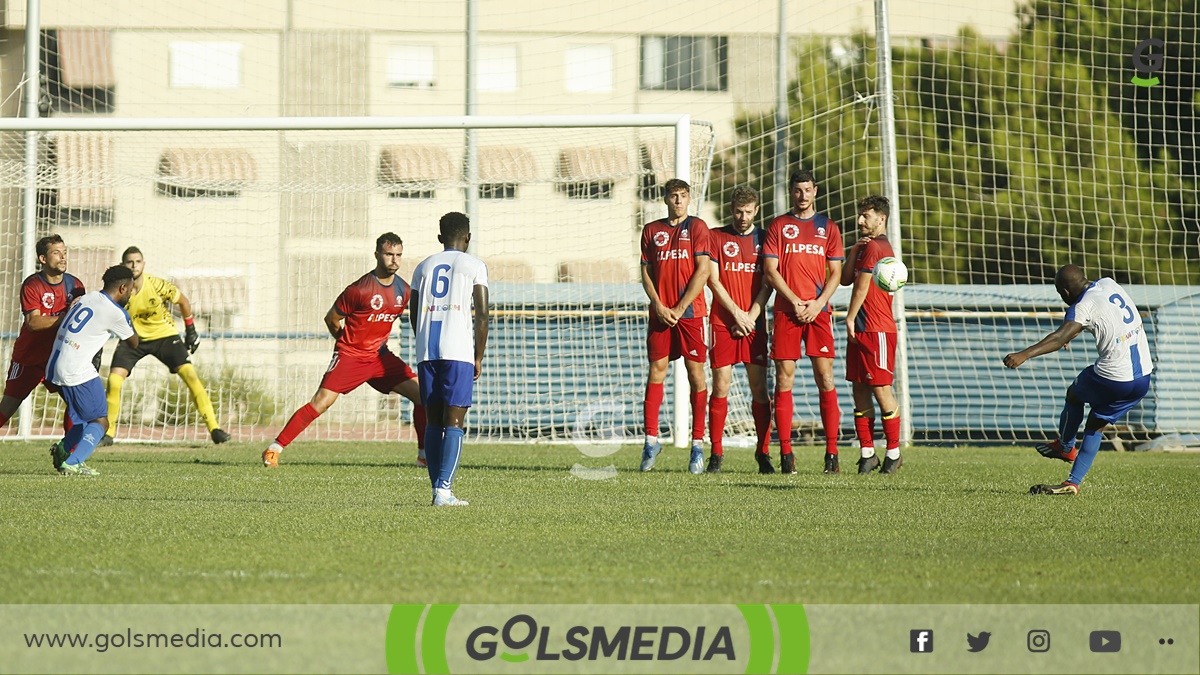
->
<box><xmin>262</xmin><ymin>448</ymin><xmax>280</xmax><ymax>468</ymax></box>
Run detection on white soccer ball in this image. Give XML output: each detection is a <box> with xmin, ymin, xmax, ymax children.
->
<box><xmin>873</xmin><ymin>257</ymin><xmax>908</xmax><ymax>292</ymax></box>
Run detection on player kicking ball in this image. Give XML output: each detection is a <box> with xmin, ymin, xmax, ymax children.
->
<box><xmin>409</xmin><ymin>213</ymin><xmax>489</xmax><ymax>506</ymax></box>
<box><xmin>705</xmin><ymin>187</ymin><xmax>772</xmax><ymax>473</ymax></box>
<box><xmin>1004</xmin><ymin>264</ymin><xmax>1153</xmax><ymax>495</ymax></box>
<box><xmin>841</xmin><ymin>196</ymin><xmax>903</xmax><ymax>475</ymax></box>
<box><xmin>262</xmin><ymin>233</ymin><xmax>426</xmax><ymax>467</ymax></box>
<box><xmin>46</xmin><ymin>266</ymin><xmax>138</xmax><ymax>476</ymax></box>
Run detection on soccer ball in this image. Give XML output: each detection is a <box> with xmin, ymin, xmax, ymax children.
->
<box><xmin>873</xmin><ymin>257</ymin><xmax>908</xmax><ymax>292</ymax></box>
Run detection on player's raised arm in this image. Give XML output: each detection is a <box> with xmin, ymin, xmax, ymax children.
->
<box><xmin>473</xmin><ymin>283</ymin><xmax>489</xmax><ymax>381</ymax></box>
<box><xmin>1004</xmin><ymin>321</ymin><xmax>1084</xmax><ymax>369</ymax></box>
<box><xmin>23</xmin><ymin>309</ymin><xmax>61</xmax><ymax>332</ymax></box>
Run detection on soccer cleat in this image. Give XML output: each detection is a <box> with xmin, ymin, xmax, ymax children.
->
<box><xmin>857</xmin><ymin>454</ymin><xmax>880</xmax><ymax>474</ymax></box>
<box><xmin>96</xmin><ymin>435</ymin><xmax>114</xmax><ymax>448</ymax></box>
<box><xmin>880</xmin><ymin>454</ymin><xmax>903</xmax><ymax>475</ymax></box>
<box><xmin>688</xmin><ymin>444</ymin><xmax>705</xmax><ymax>475</ymax></box>
<box><xmin>59</xmin><ymin>462</ymin><xmax>99</xmax><ymax>477</ymax></box>
<box><xmin>823</xmin><ymin>452</ymin><xmax>840</xmax><ymax>474</ymax></box>
<box><xmin>780</xmin><ymin>452</ymin><xmax>797</xmax><ymax>475</ymax></box>
<box><xmin>705</xmin><ymin>453</ymin><xmax>723</xmax><ymax>473</ymax></box>
<box><xmin>49</xmin><ymin>441</ymin><xmax>68</xmax><ymax>471</ymax></box>
<box><xmin>262</xmin><ymin>448</ymin><xmax>280</xmax><ymax>468</ymax></box>
<box><xmin>640</xmin><ymin>441</ymin><xmax>662</xmax><ymax>472</ymax></box>
<box><xmin>1029</xmin><ymin>481</ymin><xmax>1079</xmax><ymax>496</ymax></box>
<box><xmin>211</xmin><ymin>428</ymin><xmax>231</xmax><ymax>444</ymax></box>
<box><xmin>432</xmin><ymin>490</ymin><xmax>469</xmax><ymax>506</ymax></box>
<box><xmin>1034</xmin><ymin>439</ymin><xmax>1077</xmax><ymax>463</ymax></box>
<box><xmin>755</xmin><ymin>452</ymin><xmax>776</xmax><ymax>475</ymax></box>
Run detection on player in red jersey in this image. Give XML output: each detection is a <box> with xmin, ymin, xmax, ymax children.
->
<box><xmin>841</xmin><ymin>195</ymin><xmax>903</xmax><ymax>474</ymax></box>
<box><xmin>0</xmin><ymin>235</ymin><xmax>86</xmax><ymax>452</ymax></box>
<box><xmin>639</xmin><ymin>178</ymin><xmax>711</xmax><ymax>474</ymax></box>
<box><xmin>763</xmin><ymin>169</ymin><xmax>845</xmax><ymax>475</ymax></box>
<box><xmin>261</xmin><ymin>233</ymin><xmax>426</xmax><ymax>467</ymax></box>
<box><xmin>705</xmin><ymin>186</ymin><xmax>773</xmax><ymax>474</ymax></box>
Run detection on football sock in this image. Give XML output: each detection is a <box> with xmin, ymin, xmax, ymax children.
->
<box><xmin>690</xmin><ymin>390</ymin><xmax>707</xmax><ymax>443</ymax></box>
<box><xmin>709</xmin><ymin>396</ymin><xmax>728</xmax><ymax>456</ymax></box>
<box><xmin>437</xmin><ymin>426</ymin><xmax>465</xmax><ymax>491</ymax></box>
<box><xmin>1068</xmin><ymin>427</ymin><xmax>1102</xmax><ymax>486</ymax></box>
<box><xmin>62</xmin><ymin>422</ymin><xmax>86</xmax><ymax>455</ymax></box>
<box><xmin>105</xmin><ymin>373</ymin><xmax>125</xmax><ymax>437</ymax></box>
<box><xmin>63</xmin><ymin>422</ymin><xmax>104</xmax><ymax>466</ymax></box>
<box><xmin>882</xmin><ymin>410</ymin><xmax>901</xmax><ymax>452</ymax></box>
<box><xmin>819</xmin><ymin>389</ymin><xmax>840</xmax><ymax>454</ymax></box>
<box><xmin>424</xmin><ymin>424</ymin><xmax>446</xmax><ymax>488</ymax></box>
<box><xmin>885</xmin><ymin>447</ymin><xmax>901</xmax><ymax>460</ymax></box>
<box><xmin>275</xmin><ymin>403</ymin><xmax>320</xmax><ymax>448</ymax></box>
<box><xmin>775</xmin><ymin>390</ymin><xmax>794</xmax><ymax>454</ymax></box>
<box><xmin>177</xmin><ymin>364</ymin><xmax>219</xmax><ymax>432</ymax></box>
<box><xmin>752</xmin><ymin>400</ymin><xmax>772</xmax><ymax>454</ymax></box>
<box><xmin>1058</xmin><ymin>397</ymin><xmax>1085</xmax><ymax>451</ymax></box>
<box><xmin>644</xmin><ymin>382</ymin><xmax>664</xmax><ymax>440</ymax></box>
<box><xmin>854</xmin><ymin>410</ymin><xmax>875</xmax><ymax>457</ymax></box>
<box><xmin>413</xmin><ymin>404</ymin><xmax>427</xmax><ymax>451</ymax></box>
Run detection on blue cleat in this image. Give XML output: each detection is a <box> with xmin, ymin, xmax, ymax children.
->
<box><xmin>688</xmin><ymin>443</ymin><xmax>705</xmax><ymax>474</ymax></box>
<box><xmin>640</xmin><ymin>441</ymin><xmax>662</xmax><ymax>472</ymax></box>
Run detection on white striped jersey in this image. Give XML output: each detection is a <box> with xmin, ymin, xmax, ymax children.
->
<box><xmin>411</xmin><ymin>250</ymin><xmax>488</xmax><ymax>364</ymax></box>
<box><xmin>47</xmin><ymin>291</ymin><xmax>134</xmax><ymax>386</ymax></box>
<box><xmin>1065</xmin><ymin>277</ymin><xmax>1153</xmax><ymax>382</ymax></box>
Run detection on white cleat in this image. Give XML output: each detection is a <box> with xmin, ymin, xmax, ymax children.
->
<box><xmin>432</xmin><ymin>489</ymin><xmax>469</xmax><ymax>506</ymax></box>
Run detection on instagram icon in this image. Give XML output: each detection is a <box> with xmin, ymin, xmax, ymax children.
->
<box><xmin>1027</xmin><ymin>630</ymin><xmax>1051</xmax><ymax>652</ymax></box>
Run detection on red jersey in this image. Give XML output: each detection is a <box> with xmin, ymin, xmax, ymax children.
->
<box><xmin>640</xmin><ymin>216</ymin><xmax>711</xmax><ymax>319</ymax></box>
<box><xmin>332</xmin><ymin>272</ymin><xmax>410</xmax><ymax>360</ymax></box>
<box><xmin>763</xmin><ymin>212</ymin><xmax>844</xmax><ymax>314</ymax></box>
<box><xmin>11</xmin><ymin>272</ymin><xmax>85</xmax><ymax>364</ymax></box>
<box><xmin>852</xmin><ymin>235</ymin><xmax>898</xmax><ymax>333</ymax></box>
<box><xmin>709</xmin><ymin>225</ymin><xmax>765</xmax><ymax>328</ymax></box>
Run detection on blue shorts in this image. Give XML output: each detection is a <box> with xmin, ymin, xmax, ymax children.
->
<box><xmin>58</xmin><ymin>377</ymin><xmax>108</xmax><ymax>425</ymax></box>
<box><xmin>1072</xmin><ymin>365</ymin><xmax>1151</xmax><ymax>424</ymax></box>
<box><xmin>418</xmin><ymin>360</ymin><xmax>475</xmax><ymax>408</ymax></box>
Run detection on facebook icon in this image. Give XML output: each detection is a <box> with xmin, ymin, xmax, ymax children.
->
<box><xmin>910</xmin><ymin>629</ymin><xmax>935</xmax><ymax>653</ymax></box>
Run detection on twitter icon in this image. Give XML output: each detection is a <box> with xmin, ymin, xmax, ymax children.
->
<box><xmin>967</xmin><ymin>632</ymin><xmax>992</xmax><ymax>652</ymax></box>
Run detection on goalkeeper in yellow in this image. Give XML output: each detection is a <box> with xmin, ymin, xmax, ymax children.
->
<box><xmin>100</xmin><ymin>246</ymin><xmax>230</xmax><ymax>445</ymax></box>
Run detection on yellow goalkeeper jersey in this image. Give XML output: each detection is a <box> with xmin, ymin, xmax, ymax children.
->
<box><xmin>126</xmin><ymin>274</ymin><xmax>183</xmax><ymax>341</ymax></box>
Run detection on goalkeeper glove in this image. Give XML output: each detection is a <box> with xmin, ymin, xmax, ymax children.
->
<box><xmin>185</xmin><ymin>324</ymin><xmax>201</xmax><ymax>354</ymax></box>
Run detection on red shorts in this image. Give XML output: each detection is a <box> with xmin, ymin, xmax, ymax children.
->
<box><xmin>710</xmin><ymin>323</ymin><xmax>768</xmax><ymax>369</ymax></box>
<box><xmin>771</xmin><ymin>311</ymin><xmax>836</xmax><ymax>361</ymax></box>
<box><xmin>4</xmin><ymin>360</ymin><xmax>54</xmax><ymax>400</ymax></box>
<box><xmin>647</xmin><ymin>317</ymin><xmax>707</xmax><ymax>363</ymax></box>
<box><xmin>319</xmin><ymin>350</ymin><xmax>417</xmax><ymax>395</ymax></box>
<box><xmin>846</xmin><ymin>331</ymin><xmax>897</xmax><ymax>386</ymax></box>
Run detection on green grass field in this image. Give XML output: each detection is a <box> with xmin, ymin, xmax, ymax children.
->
<box><xmin>1</xmin><ymin>441</ymin><xmax>1197</xmax><ymax>605</ymax></box>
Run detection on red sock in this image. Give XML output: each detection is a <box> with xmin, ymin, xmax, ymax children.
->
<box><xmin>882</xmin><ymin>412</ymin><xmax>901</xmax><ymax>451</ymax></box>
<box><xmin>413</xmin><ymin>404</ymin><xmax>427</xmax><ymax>450</ymax></box>
<box><xmin>709</xmin><ymin>396</ymin><xmax>728</xmax><ymax>456</ymax></box>
<box><xmin>63</xmin><ymin>408</ymin><xmax>74</xmax><ymax>433</ymax></box>
<box><xmin>819</xmin><ymin>389</ymin><xmax>840</xmax><ymax>454</ymax></box>
<box><xmin>275</xmin><ymin>403</ymin><xmax>321</xmax><ymax>447</ymax></box>
<box><xmin>775</xmin><ymin>390</ymin><xmax>793</xmax><ymax>454</ymax></box>
<box><xmin>854</xmin><ymin>410</ymin><xmax>875</xmax><ymax>449</ymax></box>
<box><xmin>691</xmin><ymin>390</ymin><xmax>707</xmax><ymax>442</ymax></box>
<box><xmin>644</xmin><ymin>383</ymin><xmax>664</xmax><ymax>437</ymax></box>
<box><xmin>752</xmin><ymin>400</ymin><xmax>772</xmax><ymax>454</ymax></box>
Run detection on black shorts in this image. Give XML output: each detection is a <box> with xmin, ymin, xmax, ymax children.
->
<box><xmin>111</xmin><ymin>336</ymin><xmax>191</xmax><ymax>373</ymax></box>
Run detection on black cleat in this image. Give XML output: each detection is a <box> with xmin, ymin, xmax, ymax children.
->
<box><xmin>49</xmin><ymin>441</ymin><xmax>68</xmax><ymax>471</ymax></box>
<box><xmin>880</xmin><ymin>454</ymin><xmax>903</xmax><ymax>474</ymax></box>
<box><xmin>780</xmin><ymin>452</ymin><xmax>797</xmax><ymax>475</ymax></box>
<box><xmin>97</xmin><ymin>434</ymin><xmax>114</xmax><ymax>448</ymax></box>
<box><xmin>823</xmin><ymin>452</ymin><xmax>840</xmax><ymax>474</ymax></box>
<box><xmin>755</xmin><ymin>452</ymin><xmax>776</xmax><ymax>475</ymax></box>
<box><xmin>1029</xmin><ymin>481</ymin><xmax>1079</xmax><ymax>495</ymax></box>
<box><xmin>705</xmin><ymin>453</ymin><xmax>723</xmax><ymax>473</ymax></box>
<box><xmin>857</xmin><ymin>454</ymin><xmax>880</xmax><ymax>474</ymax></box>
<box><xmin>211</xmin><ymin>428</ymin><xmax>231</xmax><ymax>444</ymax></box>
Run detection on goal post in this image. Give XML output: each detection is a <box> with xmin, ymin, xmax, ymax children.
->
<box><xmin>0</xmin><ymin>114</ymin><xmax>711</xmax><ymax>446</ymax></box>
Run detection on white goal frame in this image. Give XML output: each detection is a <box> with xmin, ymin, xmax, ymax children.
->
<box><xmin>0</xmin><ymin>113</ymin><xmax>698</xmax><ymax>446</ymax></box>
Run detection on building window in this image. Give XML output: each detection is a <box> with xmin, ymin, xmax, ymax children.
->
<box><xmin>387</xmin><ymin>44</ymin><xmax>436</xmax><ymax>88</ymax></box>
<box><xmin>474</xmin><ymin>146</ymin><xmax>537</xmax><ymax>200</ymax></box>
<box><xmin>478</xmin><ymin>45</ymin><xmax>518</xmax><ymax>92</ymax></box>
<box><xmin>41</xmin><ymin>29</ymin><xmax>115</xmax><ymax>113</ymax></box>
<box><xmin>379</xmin><ymin>145</ymin><xmax>455</xmax><ymax>200</ymax></box>
<box><xmin>169</xmin><ymin>42</ymin><xmax>243</xmax><ymax>89</ymax></box>
<box><xmin>478</xmin><ymin>184</ymin><xmax>517</xmax><ymax>200</ymax></box>
<box><xmin>565</xmin><ymin>45</ymin><xmax>613</xmax><ymax>93</ymax></box>
<box><xmin>156</xmin><ymin>148</ymin><xmax>257</xmax><ymax>199</ymax></box>
<box><xmin>37</xmin><ymin>133</ymin><xmax>115</xmax><ymax>227</ymax></box>
<box><xmin>640</xmin><ymin>36</ymin><xmax>727</xmax><ymax>91</ymax></box>
<box><xmin>557</xmin><ymin>147</ymin><xmax>628</xmax><ymax>201</ymax></box>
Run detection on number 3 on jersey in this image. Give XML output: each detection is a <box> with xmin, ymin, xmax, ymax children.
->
<box><xmin>1108</xmin><ymin>293</ymin><xmax>1135</xmax><ymax>324</ymax></box>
